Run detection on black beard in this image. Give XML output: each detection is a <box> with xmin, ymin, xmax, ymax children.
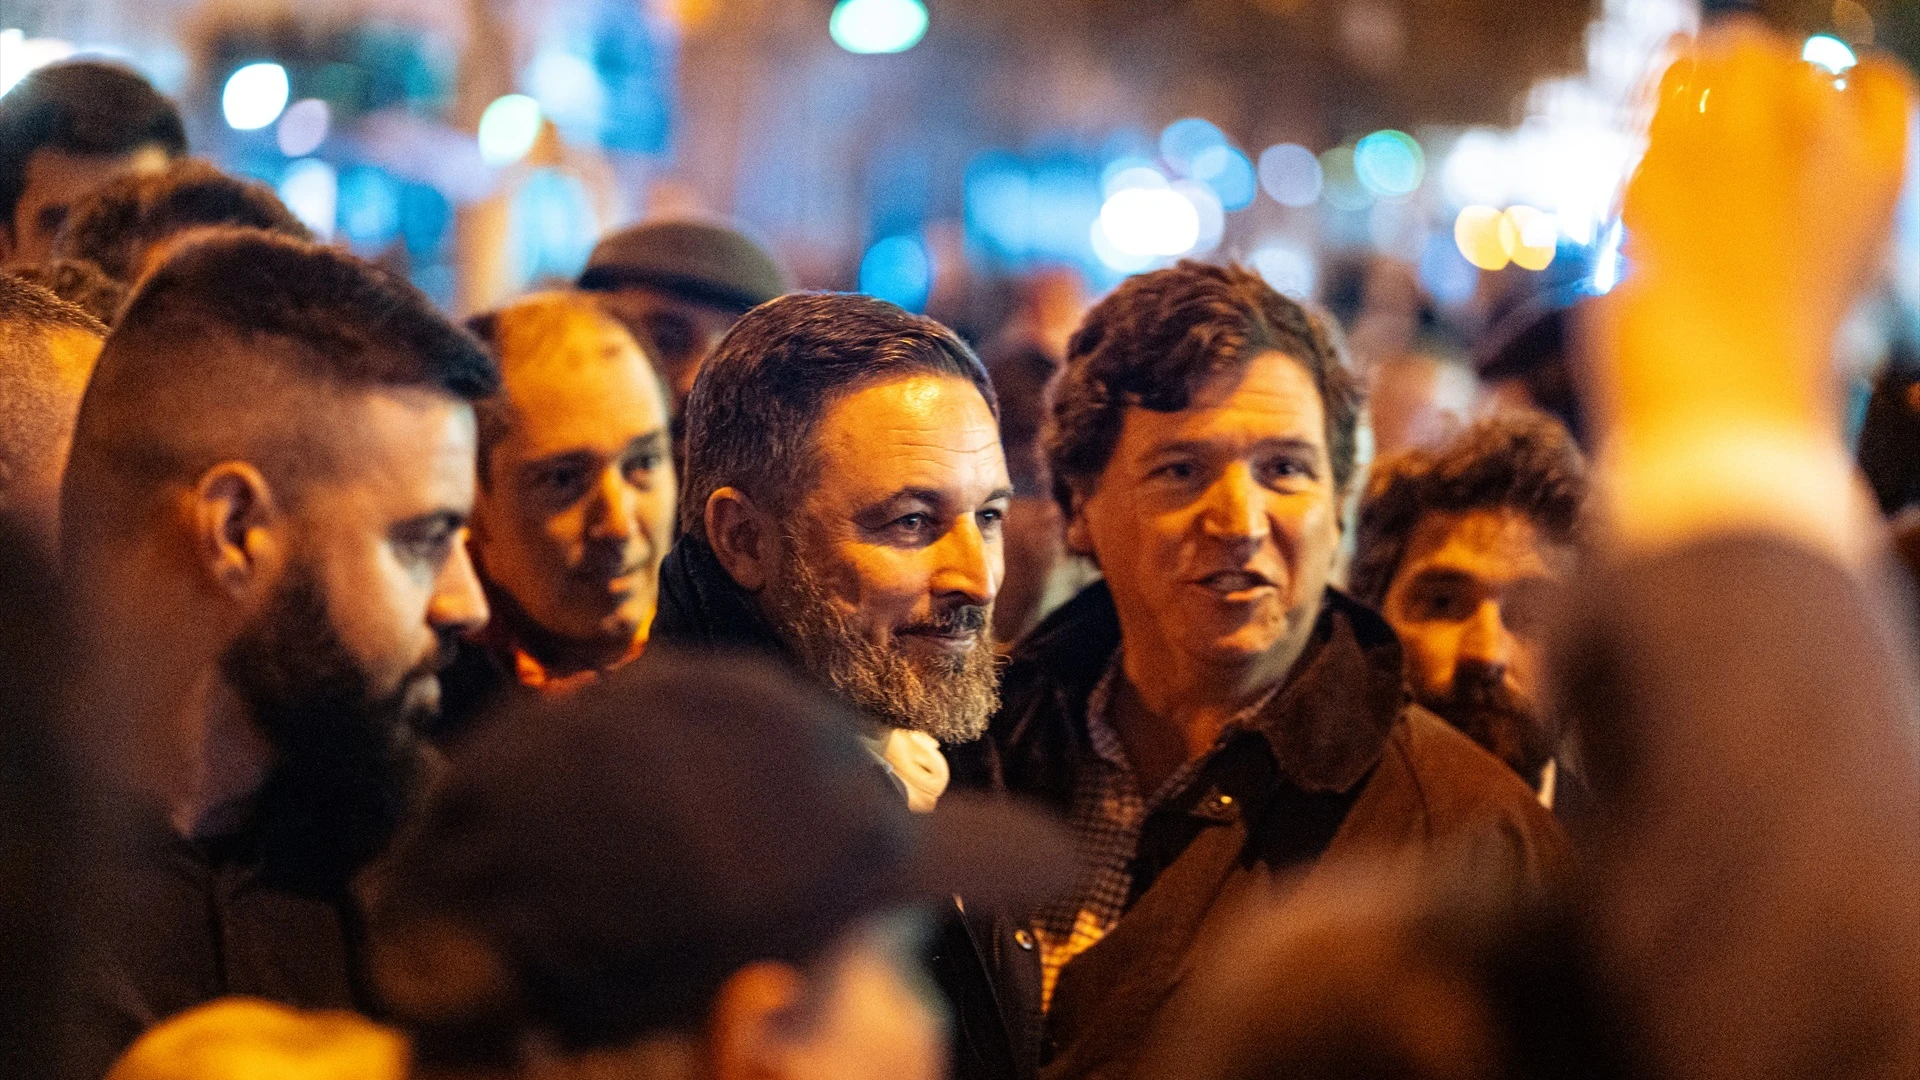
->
<box><xmin>1419</xmin><ymin>669</ymin><xmax>1556</xmax><ymax>789</ymax></box>
<box><xmin>219</xmin><ymin>567</ymin><xmax>435</xmax><ymax>894</ymax></box>
<box><xmin>762</xmin><ymin>539</ymin><xmax>999</xmax><ymax>744</ymax></box>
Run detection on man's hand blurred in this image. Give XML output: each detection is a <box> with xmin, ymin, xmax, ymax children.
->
<box><xmin>883</xmin><ymin>727</ymin><xmax>951</xmax><ymax>814</ymax></box>
<box><xmin>1590</xmin><ymin>21</ymin><xmax>1915</xmax><ymax>554</ymax></box>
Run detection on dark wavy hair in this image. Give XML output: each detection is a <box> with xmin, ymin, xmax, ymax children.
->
<box><xmin>1349</xmin><ymin>411</ymin><xmax>1588</xmax><ymax>610</ymax></box>
<box><xmin>1042</xmin><ymin>261</ymin><xmax>1362</xmax><ymax>519</ymax></box>
<box><xmin>54</xmin><ymin>159</ymin><xmax>310</xmax><ymax>283</ymax></box>
<box><xmin>678</xmin><ymin>292</ymin><xmax>995</xmax><ymax>541</ymax></box>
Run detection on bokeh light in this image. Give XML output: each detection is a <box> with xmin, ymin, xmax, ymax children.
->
<box><xmin>1802</xmin><ymin>34</ymin><xmax>1857</xmax><ymax>74</ymax></box>
<box><xmin>1319</xmin><ymin>147</ymin><xmax>1371</xmax><ymax>211</ymax></box>
<box><xmin>1454</xmin><ymin>205</ymin><xmax>1510</xmax><ymax>271</ymax></box>
<box><xmin>1189</xmin><ymin>145</ymin><xmax>1257</xmax><ymax>211</ymax></box>
<box><xmin>338</xmin><ymin>166</ymin><xmax>401</xmax><ymax>248</ymax></box>
<box><xmin>859</xmin><ymin>234</ymin><xmax>934</xmax><ymax>311</ymax></box>
<box><xmin>275</xmin><ymin>99</ymin><xmax>330</xmax><ymax>157</ymax></box>
<box><xmin>1504</xmin><ymin>205</ymin><xmax>1558</xmax><ymax>270</ymax></box>
<box><xmin>1160</xmin><ymin>118</ymin><xmax>1228</xmax><ymax>176</ymax></box>
<box><xmin>1098</xmin><ymin>186</ymin><xmax>1200</xmax><ymax>258</ymax></box>
<box><xmin>1172</xmin><ymin>179</ymin><xmax>1225</xmax><ymax>253</ymax></box>
<box><xmin>478</xmin><ymin>94</ymin><xmax>543</xmax><ymax>167</ymax></box>
<box><xmin>278</xmin><ymin>159</ymin><xmax>338</xmax><ymax>242</ymax></box>
<box><xmin>1104</xmin><ymin>163</ymin><xmax>1171</xmax><ymax>197</ymax></box>
<box><xmin>1353</xmin><ymin>130</ymin><xmax>1424</xmax><ymax>198</ymax></box>
<box><xmin>1251</xmin><ymin>242</ymin><xmax>1315</xmax><ymax>299</ymax></box>
<box><xmin>1258</xmin><ymin>144</ymin><xmax>1323</xmax><ymax>208</ymax></box>
<box><xmin>222</xmin><ymin>62</ymin><xmax>290</xmax><ymax>131</ymax></box>
<box><xmin>830</xmin><ymin>0</ymin><xmax>930</xmax><ymax>54</ymax></box>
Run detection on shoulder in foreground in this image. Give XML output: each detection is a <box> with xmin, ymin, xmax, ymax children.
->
<box><xmin>1384</xmin><ymin>705</ymin><xmax>1570</xmax><ymax>867</ymax></box>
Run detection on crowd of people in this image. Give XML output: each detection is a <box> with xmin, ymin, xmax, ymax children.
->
<box><xmin>1</xmin><ymin>19</ymin><xmax>1918</xmax><ymax>1080</ymax></box>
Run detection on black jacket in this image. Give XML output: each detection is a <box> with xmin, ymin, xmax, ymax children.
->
<box><xmin>651</xmin><ymin>536</ymin><xmax>1029</xmax><ymax>1080</ymax></box>
<box><xmin>950</xmin><ymin>581</ymin><xmax>1568</xmax><ymax>1080</ymax></box>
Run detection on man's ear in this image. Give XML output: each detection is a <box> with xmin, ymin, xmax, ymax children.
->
<box><xmin>705</xmin><ymin>487</ymin><xmax>775</xmax><ymax>592</ymax></box>
<box><xmin>191</xmin><ymin>462</ymin><xmax>285</xmax><ymax>601</ymax></box>
<box><xmin>706</xmin><ymin>961</ymin><xmax>809</xmax><ymax>1080</ymax></box>
<box><xmin>1062</xmin><ymin>487</ymin><xmax>1097</xmax><ymax>559</ymax></box>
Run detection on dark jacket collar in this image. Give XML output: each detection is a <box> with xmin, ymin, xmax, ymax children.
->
<box><xmin>650</xmin><ymin>536</ymin><xmax>793</xmax><ymax>659</ymax></box>
<box><xmin>985</xmin><ymin>581</ymin><xmax>1406</xmax><ymax>802</ymax></box>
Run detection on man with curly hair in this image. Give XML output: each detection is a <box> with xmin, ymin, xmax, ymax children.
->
<box><xmin>952</xmin><ymin>262</ymin><xmax>1566</xmax><ymax>1080</ymax></box>
<box><xmin>1350</xmin><ymin>412</ymin><xmax>1587</xmax><ymax>799</ymax></box>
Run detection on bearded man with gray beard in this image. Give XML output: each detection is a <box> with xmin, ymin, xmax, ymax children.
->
<box><xmin>649</xmin><ymin>291</ymin><xmax>1023</xmax><ymax>1080</ymax></box>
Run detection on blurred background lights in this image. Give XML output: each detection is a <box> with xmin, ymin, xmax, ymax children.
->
<box><xmin>1453</xmin><ymin>204</ymin><xmax>1557</xmax><ymax>272</ymax></box>
<box><xmin>1454</xmin><ymin>205</ymin><xmax>1511</xmax><ymax>270</ymax></box>
<box><xmin>1089</xmin><ymin>217</ymin><xmax>1154</xmax><ymax>274</ymax></box>
<box><xmin>1251</xmin><ymin>243</ymin><xmax>1315</xmax><ymax>299</ymax></box>
<box><xmin>859</xmin><ymin>234</ymin><xmax>934</xmax><ymax>311</ymax></box>
<box><xmin>278</xmin><ymin>159</ymin><xmax>337</xmax><ymax>242</ymax></box>
<box><xmin>1</xmin><ymin>29</ymin><xmax>75</xmax><ymax>98</ymax></box>
<box><xmin>1258</xmin><ymin>144</ymin><xmax>1323</xmax><ymax>208</ymax></box>
<box><xmin>1171</xmin><ymin>179</ymin><xmax>1225</xmax><ymax>253</ymax></box>
<box><xmin>275</xmin><ymin>99</ymin><xmax>330</xmax><ymax>157</ymax></box>
<box><xmin>1353</xmin><ymin>130</ymin><xmax>1425</xmax><ymax>198</ymax></box>
<box><xmin>1159</xmin><ymin>117</ymin><xmax>1227</xmax><ymax>175</ymax></box>
<box><xmin>1104</xmin><ymin>163</ymin><xmax>1170</xmax><ymax>197</ymax></box>
<box><xmin>526</xmin><ymin>50</ymin><xmax>607</xmax><ymax>143</ymax></box>
<box><xmin>1319</xmin><ymin>147</ymin><xmax>1371</xmax><ymax>211</ymax></box>
<box><xmin>1504</xmin><ymin>205</ymin><xmax>1558</xmax><ymax>270</ymax></box>
<box><xmin>1803</xmin><ymin>34</ymin><xmax>1857</xmax><ymax>74</ymax></box>
<box><xmin>1189</xmin><ymin>145</ymin><xmax>1257</xmax><ymax>211</ymax></box>
<box><xmin>222</xmin><ymin>62</ymin><xmax>289</xmax><ymax>131</ymax></box>
<box><xmin>830</xmin><ymin>0</ymin><xmax>929</xmax><ymax>55</ymax></box>
<box><xmin>338</xmin><ymin>166</ymin><xmax>401</xmax><ymax>248</ymax></box>
<box><xmin>1098</xmin><ymin>185</ymin><xmax>1200</xmax><ymax>258</ymax></box>
<box><xmin>478</xmin><ymin>94</ymin><xmax>543</xmax><ymax>166</ymax></box>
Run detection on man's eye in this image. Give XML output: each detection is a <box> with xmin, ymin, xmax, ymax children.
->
<box><xmin>537</xmin><ymin>467</ymin><xmax>588</xmax><ymax>493</ymax></box>
<box><xmin>978</xmin><ymin>506</ymin><xmax>1005</xmax><ymax>527</ymax></box>
<box><xmin>400</xmin><ymin>532</ymin><xmax>456</xmax><ymax>564</ymax></box>
<box><xmin>893</xmin><ymin>513</ymin><xmax>932</xmax><ymax>532</ymax></box>
<box><xmin>1416</xmin><ymin>590</ymin><xmax>1472</xmax><ymax>620</ymax></box>
<box><xmin>1151</xmin><ymin>461</ymin><xmax>1198</xmax><ymax>482</ymax></box>
<box><xmin>1260</xmin><ymin>457</ymin><xmax>1315</xmax><ymax>485</ymax></box>
<box><xmin>623</xmin><ymin>454</ymin><xmax>663</xmax><ymax>482</ymax></box>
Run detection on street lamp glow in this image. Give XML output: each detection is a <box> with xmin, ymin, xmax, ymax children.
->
<box><xmin>478</xmin><ymin>94</ymin><xmax>543</xmax><ymax>167</ymax></box>
<box><xmin>1099</xmin><ymin>186</ymin><xmax>1200</xmax><ymax>258</ymax></box>
<box><xmin>1803</xmin><ymin>34</ymin><xmax>1857</xmax><ymax>75</ymax></box>
<box><xmin>223</xmin><ymin>62</ymin><xmax>290</xmax><ymax>131</ymax></box>
<box><xmin>830</xmin><ymin>0</ymin><xmax>929</xmax><ymax>55</ymax></box>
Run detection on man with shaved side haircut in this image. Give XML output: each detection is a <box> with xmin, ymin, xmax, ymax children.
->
<box><xmin>436</xmin><ymin>292</ymin><xmax>675</xmax><ymax>736</ymax></box>
<box><xmin>0</xmin><ymin>273</ymin><xmax>105</xmax><ymax>549</ymax></box>
<box><xmin>57</xmin><ymin>230</ymin><xmax>496</xmax><ymax>1080</ymax></box>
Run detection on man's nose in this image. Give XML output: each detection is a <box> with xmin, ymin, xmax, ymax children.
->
<box><xmin>930</xmin><ymin>516</ymin><xmax>999</xmax><ymax>607</ymax></box>
<box><xmin>430</xmin><ymin>538</ymin><xmax>490</xmax><ymax>636</ymax></box>
<box><xmin>1457</xmin><ymin>600</ymin><xmax>1514</xmax><ymax>673</ymax></box>
<box><xmin>586</xmin><ymin>467</ymin><xmax>639</xmax><ymax>543</ymax></box>
<box><xmin>1197</xmin><ymin>464</ymin><xmax>1270</xmax><ymax>546</ymax></box>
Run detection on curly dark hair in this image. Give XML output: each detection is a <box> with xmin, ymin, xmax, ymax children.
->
<box><xmin>1348</xmin><ymin>411</ymin><xmax>1587</xmax><ymax>610</ymax></box>
<box><xmin>5</xmin><ymin>258</ymin><xmax>128</xmax><ymax>326</ymax></box>
<box><xmin>1042</xmin><ymin>261</ymin><xmax>1363</xmax><ymax>519</ymax></box>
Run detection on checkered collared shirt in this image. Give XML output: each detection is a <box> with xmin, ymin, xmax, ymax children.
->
<box><xmin>1030</xmin><ymin>657</ymin><xmax>1282</xmax><ymax>1012</ymax></box>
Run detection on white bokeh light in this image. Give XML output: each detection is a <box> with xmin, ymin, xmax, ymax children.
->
<box><xmin>223</xmin><ymin>62</ymin><xmax>290</xmax><ymax>131</ymax></box>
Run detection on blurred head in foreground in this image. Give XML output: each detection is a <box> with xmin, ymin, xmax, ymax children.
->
<box><xmin>0</xmin><ymin>273</ymin><xmax>105</xmax><ymax>550</ymax></box>
<box><xmin>466</xmin><ymin>293</ymin><xmax>675</xmax><ymax>677</ymax></box>
<box><xmin>1351</xmin><ymin>413</ymin><xmax>1585</xmax><ymax>791</ymax></box>
<box><xmin>0</xmin><ymin>59</ymin><xmax>186</xmax><ymax>264</ymax></box>
<box><xmin>372</xmin><ymin>651</ymin><xmax>1068</xmax><ymax>1080</ymax></box>
<box><xmin>578</xmin><ymin>219</ymin><xmax>790</xmax><ymax>410</ymax></box>
<box><xmin>670</xmin><ymin>292</ymin><xmax>1009</xmax><ymax>744</ymax></box>
<box><xmin>61</xmin><ymin>229</ymin><xmax>495</xmax><ymax>885</ymax></box>
<box><xmin>104</xmin><ymin>999</ymin><xmax>406</xmax><ymax>1080</ymax></box>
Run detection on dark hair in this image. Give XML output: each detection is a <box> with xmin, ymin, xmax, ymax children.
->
<box><xmin>678</xmin><ymin>292</ymin><xmax>996</xmax><ymax>541</ymax></box>
<box><xmin>54</xmin><ymin>159</ymin><xmax>310</xmax><ymax>283</ymax></box>
<box><xmin>62</xmin><ymin>231</ymin><xmax>494</xmax><ymax>540</ymax></box>
<box><xmin>0</xmin><ymin>60</ymin><xmax>186</xmax><ymax>233</ymax></box>
<box><xmin>0</xmin><ymin>274</ymin><xmax>105</xmax><ymax>510</ymax></box>
<box><xmin>6</xmin><ymin>258</ymin><xmax>128</xmax><ymax>326</ymax></box>
<box><xmin>1044</xmin><ymin>261</ymin><xmax>1363</xmax><ymax>519</ymax></box>
<box><xmin>1348</xmin><ymin>412</ymin><xmax>1587</xmax><ymax>610</ymax></box>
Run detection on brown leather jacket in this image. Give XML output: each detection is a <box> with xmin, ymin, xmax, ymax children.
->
<box><xmin>951</xmin><ymin>582</ymin><xmax>1568</xmax><ymax>1080</ymax></box>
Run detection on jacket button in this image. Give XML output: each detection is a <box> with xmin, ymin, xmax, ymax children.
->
<box><xmin>1014</xmin><ymin>929</ymin><xmax>1036</xmax><ymax>950</ymax></box>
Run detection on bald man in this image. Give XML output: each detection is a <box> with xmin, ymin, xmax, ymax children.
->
<box><xmin>0</xmin><ymin>272</ymin><xmax>105</xmax><ymax>548</ymax></box>
<box><xmin>436</xmin><ymin>292</ymin><xmax>675</xmax><ymax>737</ymax></box>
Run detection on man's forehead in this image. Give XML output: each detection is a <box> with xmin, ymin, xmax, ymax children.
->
<box><xmin>1125</xmin><ymin>349</ymin><xmax>1327</xmax><ymax>446</ymax></box>
<box><xmin>1399</xmin><ymin>508</ymin><xmax>1567</xmax><ymax>582</ymax></box>
<box><xmin>809</xmin><ymin>374</ymin><xmax>1007</xmax><ymax>493</ymax></box>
